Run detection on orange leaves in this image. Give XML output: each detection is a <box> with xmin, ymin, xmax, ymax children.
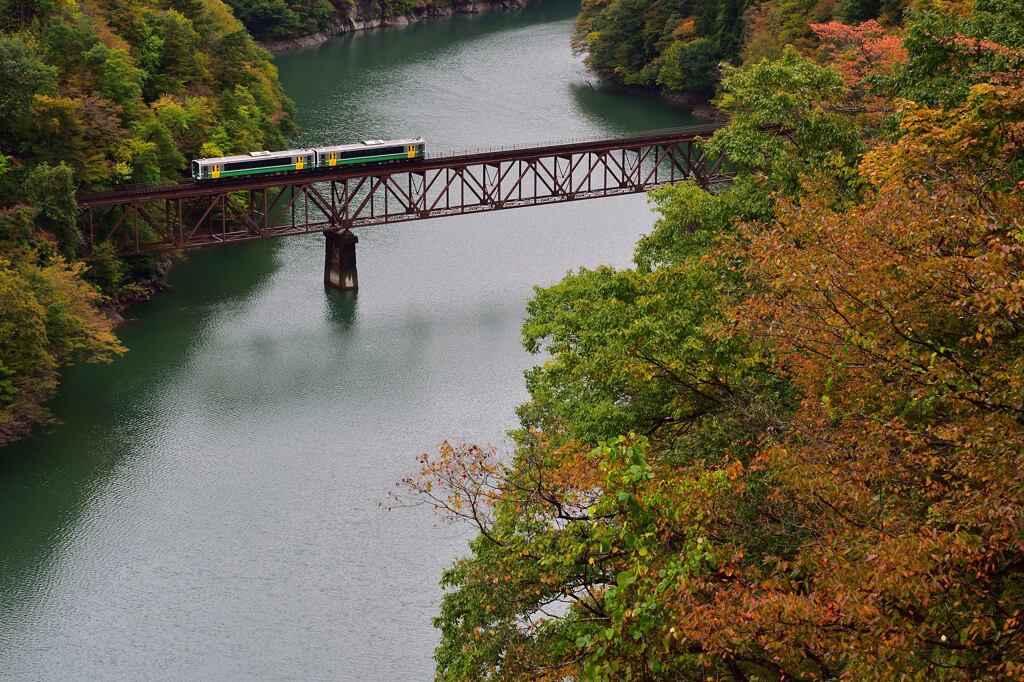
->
<box><xmin>393</xmin><ymin>441</ymin><xmax>507</xmax><ymax>531</ymax></box>
<box><xmin>671</xmin><ymin>18</ymin><xmax>697</xmax><ymax>40</ymax></box>
<box><xmin>729</xmin><ymin>63</ymin><xmax>1024</xmax><ymax>674</ymax></box>
<box><xmin>812</xmin><ymin>20</ymin><xmax>907</xmax><ymax>88</ymax></box>
<box><xmin>809</xmin><ymin>19</ymin><xmax>907</xmax><ymax>119</ymax></box>
<box><xmin>723</xmin><ymin>459</ymin><xmax>744</xmax><ymax>481</ymax></box>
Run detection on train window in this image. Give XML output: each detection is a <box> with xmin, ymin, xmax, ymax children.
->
<box><xmin>192</xmin><ymin>160</ymin><xmax>199</xmax><ymax>177</ymax></box>
<box><xmin>223</xmin><ymin>155</ymin><xmax>291</xmax><ymax>172</ymax></box>
<box><xmin>345</xmin><ymin>145</ymin><xmax>407</xmax><ymax>160</ymax></box>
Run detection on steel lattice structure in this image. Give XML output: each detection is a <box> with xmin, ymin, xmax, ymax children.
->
<box><xmin>78</xmin><ymin>124</ymin><xmax>728</xmax><ymax>255</ymax></box>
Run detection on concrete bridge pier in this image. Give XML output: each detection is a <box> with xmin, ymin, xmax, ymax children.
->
<box><xmin>324</xmin><ymin>229</ymin><xmax>358</xmax><ymax>290</ymax></box>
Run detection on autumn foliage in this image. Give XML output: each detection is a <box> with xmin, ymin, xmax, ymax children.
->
<box><xmin>0</xmin><ymin>0</ymin><xmax>297</xmax><ymax>443</ymax></box>
<box><xmin>402</xmin><ymin>1</ymin><xmax>1024</xmax><ymax>679</ymax></box>
<box><xmin>735</xmin><ymin>80</ymin><xmax>1024</xmax><ymax>678</ymax></box>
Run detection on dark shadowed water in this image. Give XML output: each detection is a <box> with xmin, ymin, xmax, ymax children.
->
<box><xmin>0</xmin><ymin>1</ymin><xmax>702</xmax><ymax>678</ymax></box>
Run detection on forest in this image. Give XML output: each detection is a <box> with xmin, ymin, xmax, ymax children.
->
<box><xmin>0</xmin><ymin>0</ymin><xmax>295</xmax><ymax>444</ymax></box>
<box><xmin>225</xmin><ymin>0</ymin><xmax>524</xmax><ymax>42</ymax></box>
<box><xmin>575</xmin><ymin>0</ymin><xmax>907</xmax><ymax>95</ymax></box>
<box><xmin>1</xmin><ymin>0</ymin><xmax>1021</xmax><ymax>673</ymax></box>
<box><xmin>404</xmin><ymin>0</ymin><xmax>1024</xmax><ymax>678</ymax></box>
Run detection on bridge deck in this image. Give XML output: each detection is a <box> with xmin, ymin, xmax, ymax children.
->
<box><xmin>78</xmin><ymin>124</ymin><xmax>725</xmax><ymax>206</ymax></box>
<box><xmin>78</xmin><ymin>123</ymin><xmax>729</xmax><ymax>254</ymax></box>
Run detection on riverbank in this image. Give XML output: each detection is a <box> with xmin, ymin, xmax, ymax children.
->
<box><xmin>260</xmin><ymin>0</ymin><xmax>725</xmax><ymax>122</ymax></box>
<box><xmin>593</xmin><ymin>82</ymin><xmax>727</xmax><ymax>122</ymax></box>
<box><xmin>259</xmin><ymin>0</ymin><xmax>530</xmax><ymax>52</ymax></box>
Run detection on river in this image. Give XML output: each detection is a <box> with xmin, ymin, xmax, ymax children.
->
<box><xmin>0</xmin><ymin>1</ymin><xmax>703</xmax><ymax>678</ymax></box>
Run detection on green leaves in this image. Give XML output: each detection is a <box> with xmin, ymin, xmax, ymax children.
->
<box><xmin>0</xmin><ymin>32</ymin><xmax>56</xmax><ymax>131</ymax></box>
<box><xmin>25</xmin><ymin>162</ymin><xmax>80</xmax><ymax>256</ymax></box>
<box><xmin>576</xmin><ymin>0</ymin><xmax>745</xmax><ymax>94</ymax></box>
<box><xmin>0</xmin><ymin>0</ymin><xmax>297</xmax><ymax>446</ymax></box>
<box><xmin>709</xmin><ymin>46</ymin><xmax>863</xmax><ymax>199</ymax></box>
<box><xmin>420</xmin><ymin>2</ymin><xmax>1024</xmax><ymax>680</ymax></box>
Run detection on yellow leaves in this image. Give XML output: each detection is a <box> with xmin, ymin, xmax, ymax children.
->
<box><xmin>0</xmin><ymin>255</ymin><xmax>124</xmax><ymax>445</ymax></box>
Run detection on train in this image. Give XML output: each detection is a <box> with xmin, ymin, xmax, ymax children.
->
<box><xmin>191</xmin><ymin>137</ymin><xmax>425</xmax><ymax>181</ymax></box>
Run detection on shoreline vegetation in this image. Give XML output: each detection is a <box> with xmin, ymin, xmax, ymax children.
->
<box><xmin>255</xmin><ymin>0</ymin><xmax>531</xmax><ymax>52</ymax></box>
<box><xmin>401</xmin><ymin>0</ymin><xmax>1024</xmax><ymax>679</ymax></box>
<box><xmin>2</xmin><ymin>0</ymin><xmax>1022</xmax><ymax>676</ymax></box>
<box><xmin>0</xmin><ymin>0</ymin><xmax>296</xmax><ymax>445</ymax></box>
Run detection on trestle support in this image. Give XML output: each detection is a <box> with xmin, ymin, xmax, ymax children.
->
<box><xmin>324</xmin><ymin>230</ymin><xmax>358</xmax><ymax>290</ymax></box>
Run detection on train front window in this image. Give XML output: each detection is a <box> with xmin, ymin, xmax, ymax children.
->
<box><xmin>192</xmin><ymin>160</ymin><xmax>199</xmax><ymax>177</ymax></box>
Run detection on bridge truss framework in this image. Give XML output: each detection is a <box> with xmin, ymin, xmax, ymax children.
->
<box><xmin>78</xmin><ymin>124</ymin><xmax>728</xmax><ymax>256</ymax></box>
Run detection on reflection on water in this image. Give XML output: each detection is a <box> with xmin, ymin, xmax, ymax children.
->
<box><xmin>324</xmin><ymin>288</ymin><xmax>359</xmax><ymax>329</ymax></box>
<box><xmin>0</xmin><ymin>0</ymin><xmax>703</xmax><ymax>678</ymax></box>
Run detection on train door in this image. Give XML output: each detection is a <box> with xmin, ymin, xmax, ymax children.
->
<box><xmin>406</xmin><ymin>144</ymin><xmax>416</xmax><ymax>159</ymax></box>
<box><xmin>295</xmin><ymin>154</ymin><xmax>304</xmax><ymax>171</ymax></box>
<box><xmin>328</xmin><ymin>152</ymin><xmax>337</xmax><ymax>167</ymax></box>
<box><xmin>211</xmin><ymin>163</ymin><xmax>221</xmax><ymax>179</ymax></box>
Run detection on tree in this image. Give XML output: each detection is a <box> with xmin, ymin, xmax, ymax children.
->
<box><xmin>406</xmin><ymin>2</ymin><xmax>1024</xmax><ymax>678</ymax></box>
<box><xmin>707</xmin><ymin>46</ymin><xmax>862</xmax><ymax>209</ymax></box>
<box><xmin>226</xmin><ymin>0</ymin><xmax>300</xmax><ymax>41</ymax></box>
<box><xmin>0</xmin><ymin>262</ymin><xmax>55</xmax><ymax>442</ymax></box>
<box><xmin>657</xmin><ymin>37</ymin><xmax>720</xmax><ymax>94</ymax></box>
<box><xmin>0</xmin><ymin>255</ymin><xmax>124</xmax><ymax>446</ymax></box>
<box><xmin>0</xmin><ymin>32</ymin><xmax>56</xmax><ymax>137</ymax></box>
<box><xmin>92</xmin><ymin>45</ymin><xmax>145</xmax><ymax>110</ymax></box>
<box><xmin>25</xmin><ymin>162</ymin><xmax>81</xmax><ymax>255</ymax></box>
<box><xmin>145</xmin><ymin>9</ymin><xmax>208</xmax><ymax>96</ymax></box>
<box><xmin>734</xmin><ymin>76</ymin><xmax>1024</xmax><ymax>679</ymax></box>
<box><xmin>811</xmin><ymin>19</ymin><xmax>906</xmax><ymax>94</ymax></box>
<box><xmin>898</xmin><ymin>0</ymin><xmax>1024</xmax><ymax>107</ymax></box>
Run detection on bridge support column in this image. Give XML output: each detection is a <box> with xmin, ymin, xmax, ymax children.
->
<box><xmin>324</xmin><ymin>229</ymin><xmax>358</xmax><ymax>290</ymax></box>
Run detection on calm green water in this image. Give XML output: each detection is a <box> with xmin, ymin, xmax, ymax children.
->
<box><xmin>0</xmin><ymin>1</ymin><xmax>701</xmax><ymax>678</ymax></box>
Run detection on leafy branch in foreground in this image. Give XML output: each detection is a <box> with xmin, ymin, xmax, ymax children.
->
<box><xmin>401</xmin><ymin>2</ymin><xmax>1024</xmax><ymax>679</ymax></box>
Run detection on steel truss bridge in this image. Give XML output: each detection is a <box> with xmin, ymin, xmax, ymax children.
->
<box><xmin>77</xmin><ymin>123</ymin><xmax>730</xmax><ymax>288</ymax></box>
<box><xmin>78</xmin><ymin>123</ymin><xmax>727</xmax><ymax>256</ymax></box>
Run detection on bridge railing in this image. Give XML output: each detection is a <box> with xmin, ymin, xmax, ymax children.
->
<box><xmin>78</xmin><ymin>125</ymin><xmax>733</xmax><ymax>254</ymax></box>
<box><xmin>75</xmin><ymin>124</ymin><xmax>726</xmax><ymax>203</ymax></box>
<box><xmin>432</xmin><ymin>122</ymin><xmax>724</xmax><ymax>160</ymax></box>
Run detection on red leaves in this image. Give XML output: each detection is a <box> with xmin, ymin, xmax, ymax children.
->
<box><xmin>810</xmin><ymin>20</ymin><xmax>907</xmax><ymax>116</ymax></box>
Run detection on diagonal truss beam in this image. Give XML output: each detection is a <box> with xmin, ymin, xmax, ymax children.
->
<box><xmin>78</xmin><ymin>130</ymin><xmax>730</xmax><ymax>254</ymax></box>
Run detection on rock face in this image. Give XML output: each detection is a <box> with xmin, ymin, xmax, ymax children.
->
<box><xmin>259</xmin><ymin>0</ymin><xmax>529</xmax><ymax>52</ymax></box>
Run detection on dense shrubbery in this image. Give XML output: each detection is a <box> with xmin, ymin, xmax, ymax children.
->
<box><xmin>574</xmin><ymin>0</ymin><xmax>911</xmax><ymax>95</ymax></box>
<box><xmin>0</xmin><ymin>0</ymin><xmax>295</xmax><ymax>444</ymax></box>
<box><xmin>227</xmin><ymin>0</ymin><xmax>496</xmax><ymax>42</ymax></box>
<box><xmin>405</xmin><ymin>1</ymin><xmax>1024</xmax><ymax>678</ymax></box>
<box><xmin>226</xmin><ymin>0</ymin><xmax>346</xmax><ymax>40</ymax></box>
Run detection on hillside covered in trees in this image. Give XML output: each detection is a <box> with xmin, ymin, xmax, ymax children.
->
<box><xmin>0</xmin><ymin>0</ymin><xmax>295</xmax><ymax>444</ymax></box>
<box><xmin>226</xmin><ymin>0</ymin><xmax>529</xmax><ymax>44</ymax></box>
<box><xmin>575</xmin><ymin>0</ymin><xmax>909</xmax><ymax>95</ymax></box>
<box><xmin>405</xmin><ymin>0</ymin><xmax>1024</xmax><ymax>678</ymax></box>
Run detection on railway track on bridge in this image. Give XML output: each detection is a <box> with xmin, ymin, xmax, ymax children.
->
<box><xmin>78</xmin><ymin>123</ymin><xmax>726</xmax><ymax>207</ymax></box>
<box><xmin>77</xmin><ymin>123</ymin><xmax>731</xmax><ymax>287</ymax></box>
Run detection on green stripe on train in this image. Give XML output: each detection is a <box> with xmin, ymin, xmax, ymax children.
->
<box><xmin>329</xmin><ymin>152</ymin><xmax>419</xmax><ymax>166</ymax></box>
<box><xmin>215</xmin><ymin>164</ymin><xmax>296</xmax><ymax>178</ymax></box>
<box><xmin>201</xmin><ymin>152</ymin><xmax>424</xmax><ymax>179</ymax></box>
